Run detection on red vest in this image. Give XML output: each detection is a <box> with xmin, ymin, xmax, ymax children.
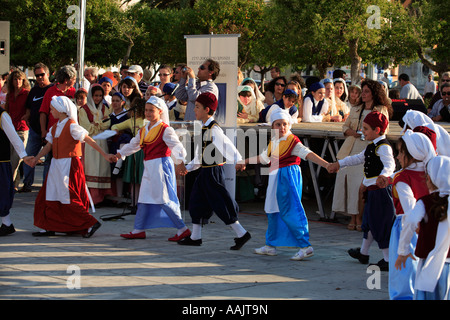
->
<box><xmin>392</xmin><ymin>169</ymin><xmax>429</xmax><ymax>215</ymax></box>
<box><xmin>80</xmin><ymin>104</ymin><xmax>107</xmax><ymax>123</ymax></box>
<box><xmin>267</xmin><ymin>134</ymin><xmax>301</xmax><ymax>171</ymax></box>
<box><xmin>51</xmin><ymin>119</ymin><xmax>82</xmax><ymax>159</ymax></box>
<box><xmin>415</xmin><ymin>193</ymin><xmax>450</xmax><ymax>259</ymax></box>
<box><xmin>139</xmin><ymin>122</ymin><xmax>171</xmax><ymax>161</ymax></box>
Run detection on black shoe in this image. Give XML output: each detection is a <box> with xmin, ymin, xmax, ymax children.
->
<box><xmin>82</xmin><ymin>222</ymin><xmax>101</xmax><ymax>238</ymax></box>
<box><xmin>178</xmin><ymin>236</ymin><xmax>202</xmax><ymax>246</ymax></box>
<box><xmin>0</xmin><ymin>224</ymin><xmax>16</xmax><ymax>236</ymax></box>
<box><xmin>230</xmin><ymin>231</ymin><xmax>251</xmax><ymax>250</ymax></box>
<box><xmin>18</xmin><ymin>186</ymin><xmax>32</xmax><ymax>193</ymax></box>
<box><xmin>370</xmin><ymin>259</ymin><xmax>389</xmax><ymax>271</ymax></box>
<box><xmin>32</xmin><ymin>230</ymin><xmax>55</xmax><ymax>237</ymax></box>
<box><xmin>348</xmin><ymin>247</ymin><xmax>369</xmax><ymax>264</ymax></box>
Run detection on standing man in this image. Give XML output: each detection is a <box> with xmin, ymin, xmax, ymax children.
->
<box><xmin>174</xmin><ymin>59</ymin><xmax>220</xmax><ymax>121</ymax></box>
<box><xmin>423</xmin><ymin>74</ymin><xmax>437</xmax><ymax>99</ymax></box>
<box><xmin>399</xmin><ymin>73</ymin><xmax>423</xmax><ymax>101</ymax></box>
<box><xmin>39</xmin><ymin>65</ymin><xmax>77</xmax><ymax>178</ymax></box>
<box><xmin>19</xmin><ymin>63</ymin><xmax>52</xmax><ymax>193</ymax></box>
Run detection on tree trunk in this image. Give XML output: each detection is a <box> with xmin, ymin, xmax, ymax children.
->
<box><xmin>417</xmin><ymin>48</ymin><xmax>448</xmax><ymax>78</ymax></box>
<box><xmin>122</xmin><ymin>38</ymin><xmax>134</xmax><ymax>66</ymax></box>
<box><xmin>349</xmin><ymin>38</ymin><xmax>362</xmax><ymax>85</ymax></box>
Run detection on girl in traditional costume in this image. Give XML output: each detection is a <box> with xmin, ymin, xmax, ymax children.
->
<box><xmin>78</xmin><ymin>84</ymin><xmax>112</xmax><ymax>204</ymax></box>
<box><xmin>241</xmin><ymin>108</ymin><xmax>329</xmax><ymax>260</ymax></box>
<box><xmin>389</xmin><ymin>130</ymin><xmax>436</xmax><ymax>299</ymax></box>
<box><xmin>396</xmin><ymin>156</ymin><xmax>450</xmax><ymax>300</ymax></box>
<box><xmin>32</xmin><ymin>96</ymin><xmax>114</xmax><ymax>237</ymax></box>
<box><xmin>117</xmin><ymin>96</ymin><xmax>189</xmax><ymax>241</ymax></box>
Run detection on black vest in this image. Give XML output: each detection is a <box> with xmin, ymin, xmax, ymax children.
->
<box><xmin>0</xmin><ymin>108</ymin><xmax>11</xmax><ymax>162</ymax></box>
<box><xmin>201</xmin><ymin>120</ymin><xmax>225</xmax><ymax>167</ymax></box>
<box><xmin>364</xmin><ymin>138</ymin><xmax>390</xmax><ymax>178</ymax></box>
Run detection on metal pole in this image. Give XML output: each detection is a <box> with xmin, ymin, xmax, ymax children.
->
<box><xmin>76</xmin><ymin>0</ymin><xmax>86</xmax><ymax>89</ymax></box>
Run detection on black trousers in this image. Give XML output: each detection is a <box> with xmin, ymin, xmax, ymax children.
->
<box><xmin>188</xmin><ymin>166</ymin><xmax>239</xmax><ymax>225</ymax></box>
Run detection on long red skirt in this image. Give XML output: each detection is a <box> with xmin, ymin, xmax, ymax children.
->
<box><xmin>34</xmin><ymin>157</ymin><xmax>98</xmax><ymax>233</ymax></box>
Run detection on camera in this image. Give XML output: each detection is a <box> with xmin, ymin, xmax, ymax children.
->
<box><xmin>182</xmin><ymin>67</ymin><xmax>187</xmax><ymax>72</ymax></box>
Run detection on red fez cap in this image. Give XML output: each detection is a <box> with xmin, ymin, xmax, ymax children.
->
<box><xmin>363</xmin><ymin>111</ymin><xmax>388</xmax><ymax>133</ymax></box>
<box><xmin>413</xmin><ymin>125</ymin><xmax>437</xmax><ymax>151</ymax></box>
<box><xmin>196</xmin><ymin>92</ymin><xmax>218</xmax><ymax>111</ymax></box>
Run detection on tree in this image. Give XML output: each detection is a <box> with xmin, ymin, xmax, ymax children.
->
<box><xmin>1</xmin><ymin>0</ymin><xmax>127</xmax><ymax>71</ymax></box>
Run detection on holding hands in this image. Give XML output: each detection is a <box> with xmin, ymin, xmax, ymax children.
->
<box><xmin>327</xmin><ymin>162</ymin><xmax>340</xmax><ymax>173</ymax></box>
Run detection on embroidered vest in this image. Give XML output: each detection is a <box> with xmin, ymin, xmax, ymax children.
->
<box><xmin>51</xmin><ymin>119</ymin><xmax>82</xmax><ymax>159</ymax></box>
<box><xmin>392</xmin><ymin>169</ymin><xmax>429</xmax><ymax>215</ymax></box>
<box><xmin>415</xmin><ymin>193</ymin><xmax>450</xmax><ymax>259</ymax></box>
<box><xmin>267</xmin><ymin>134</ymin><xmax>301</xmax><ymax>171</ymax></box>
<box><xmin>139</xmin><ymin>122</ymin><xmax>171</xmax><ymax>161</ymax></box>
<box><xmin>201</xmin><ymin>120</ymin><xmax>225</xmax><ymax>168</ymax></box>
<box><xmin>364</xmin><ymin>139</ymin><xmax>391</xmax><ymax>178</ymax></box>
<box><xmin>305</xmin><ymin>94</ymin><xmax>324</xmax><ymax>115</ymax></box>
<box><xmin>0</xmin><ymin>108</ymin><xmax>11</xmax><ymax>162</ymax></box>
<box><xmin>80</xmin><ymin>104</ymin><xmax>108</xmax><ymax>123</ymax></box>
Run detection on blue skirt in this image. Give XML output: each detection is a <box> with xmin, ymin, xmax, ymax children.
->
<box><xmin>389</xmin><ymin>215</ymin><xmax>418</xmax><ymax>300</ymax></box>
<box><xmin>133</xmin><ymin>157</ymin><xmax>185</xmax><ymax>230</ymax></box>
<box><xmin>0</xmin><ymin>162</ymin><xmax>14</xmax><ymax>217</ymax></box>
<box><xmin>415</xmin><ymin>262</ymin><xmax>450</xmax><ymax>300</ymax></box>
<box><xmin>266</xmin><ymin>165</ymin><xmax>311</xmax><ymax>248</ymax></box>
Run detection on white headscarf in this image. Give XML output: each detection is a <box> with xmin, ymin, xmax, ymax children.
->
<box><xmin>333</xmin><ymin>78</ymin><xmax>349</xmax><ymax>103</ymax></box>
<box><xmin>146</xmin><ymin>96</ymin><xmax>170</xmax><ymax>125</ymax></box>
<box><xmin>401</xmin><ymin>129</ymin><xmax>436</xmax><ymax>164</ymax></box>
<box><xmin>51</xmin><ymin>96</ymin><xmax>78</xmax><ymax>124</ymax></box>
<box><xmin>416</xmin><ymin>156</ymin><xmax>450</xmax><ymax>292</ymax></box>
<box><xmin>402</xmin><ymin>110</ymin><xmax>450</xmax><ymax>157</ymax></box>
<box><xmin>240</xmin><ymin>77</ymin><xmax>265</xmax><ymax>102</ymax></box>
<box><xmin>85</xmin><ymin>84</ymin><xmax>107</xmax><ymax>124</ymax></box>
<box><xmin>270</xmin><ymin>107</ymin><xmax>291</xmax><ymax>125</ymax></box>
<box><xmin>237</xmin><ymin>85</ymin><xmax>257</xmax><ymax>113</ymax></box>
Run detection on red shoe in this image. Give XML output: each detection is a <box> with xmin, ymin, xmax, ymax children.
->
<box><xmin>120</xmin><ymin>231</ymin><xmax>146</xmax><ymax>239</ymax></box>
<box><xmin>168</xmin><ymin>229</ymin><xmax>191</xmax><ymax>242</ymax></box>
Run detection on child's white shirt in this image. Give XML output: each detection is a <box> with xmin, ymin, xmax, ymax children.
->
<box><xmin>338</xmin><ymin>135</ymin><xmax>395</xmax><ymax>187</ymax></box>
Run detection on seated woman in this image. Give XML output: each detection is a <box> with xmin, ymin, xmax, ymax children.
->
<box><xmin>237</xmin><ymin>85</ymin><xmax>264</xmax><ymax>124</ymax></box>
<box><xmin>264</xmin><ymin>76</ymin><xmax>287</xmax><ymax>106</ymax></box>
<box><xmin>302</xmin><ymin>82</ymin><xmax>329</xmax><ymax>122</ymax></box>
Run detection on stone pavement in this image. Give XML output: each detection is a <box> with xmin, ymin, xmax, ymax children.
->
<box><xmin>0</xmin><ymin>166</ymin><xmax>389</xmax><ymax>302</ymax></box>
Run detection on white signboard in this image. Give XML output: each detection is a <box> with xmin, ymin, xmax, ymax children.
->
<box><xmin>185</xmin><ymin>34</ymin><xmax>240</xmax><ymax>198</ymax></box>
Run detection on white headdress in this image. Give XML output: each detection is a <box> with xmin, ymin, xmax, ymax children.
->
<box><xmin>51</xmin><ymin>96</ymin><xmax>78</xmax><ymax>123</ymax></box>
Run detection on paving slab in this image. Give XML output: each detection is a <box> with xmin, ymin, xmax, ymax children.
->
<box><xmin>0</xmin><ymin>165</ymin><xmax>390</xmax><ymax>304</ymax></box>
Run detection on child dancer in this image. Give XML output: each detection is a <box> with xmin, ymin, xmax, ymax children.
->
<box><xmin>240</xmin><ymin>108</ymin><xmax>329</xmax><ymax>260</ymax></box>
<box><xmin>31</xmin><ymin>96</ymin><xmax>114</xmax><ymax>237</ymax></box>
<box><xmin>177</xmin><ymin>92</ymin><xmax>251</xmax><ymax>250</ymax></box>
<box><xmin>395</xmin><ymin>156</ymin><xmax>450</xmax><ymax>300</ymax></box>
<box><xmin>328</xmin><ymin>111</ymin><xmax>396</xmax><ymax>270</ymax></box>
<box><xmin>0</xmin><ymin>106</ymin><xmax>32</xmax><ymax>236</ymax></box>
<box><xmin>116</xmin><ymin>96</ymin><xmax>190</xmax><ymax>241</ymax></box>
<box><xmin>389</xmin><ymin>130</ymin><xmax>436</xmax><ymax>299</ymax></box>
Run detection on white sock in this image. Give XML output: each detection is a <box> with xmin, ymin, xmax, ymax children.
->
<box><xmin>191</xmin><ymin>224</ymin><xmax>202</xmax><ymax>240</ymax></box>
<box><xmin>1</xmin><ymin>215</ymin><xmax>12</xmax><ymax>227</ymax></box>
<box><xmin>360</xmin><ymin>231</ymin><xmax>374</xmax><ymax>256</ymax></box>
<box><xmin>382</xmin><ymin>248</ymin><xmax>389</xmax><ymax>262</ymax></box>
<box><xmin>230</xmin><ymin>221</ymin><xmax>247</xmax><ymax>238</ymax></box>
<box><xmin>177</xmin><ymin>226</ymin><xmax>188</xmax><ymax>236</ymax></box>
<box><xmin>132</xmin><ymin>229</ymin><xmax>144</xmax><ymax>234</ymax></box>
